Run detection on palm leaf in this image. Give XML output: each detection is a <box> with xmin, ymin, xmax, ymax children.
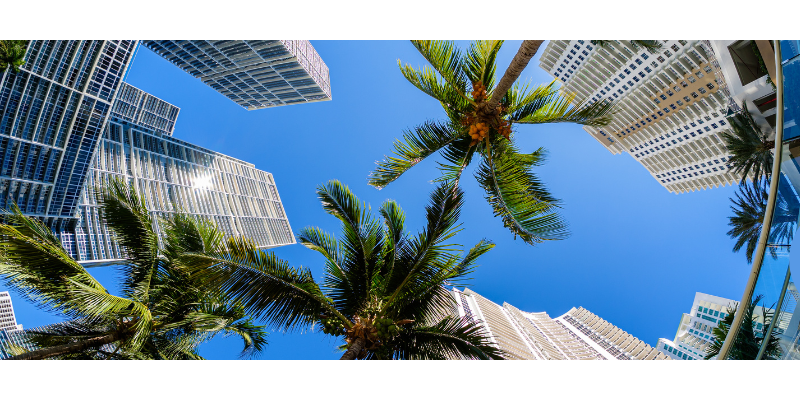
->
<box><xmin>369</xmin><ymin>121</ymin><xmax>463</xmax><ymax>189</ymax></box>
<box><xmin>389</xmin><ymin>315</ymin><xmax>503</xmax><ymax>360</ymax></box>
<box><xmin>474</xmin><ymin>142</ymin><xmax>568</xmax><ymax>244</ymax></box>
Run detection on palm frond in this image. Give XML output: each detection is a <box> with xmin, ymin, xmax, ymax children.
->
<box><xmin>474</xmin><ymin>141</ymin><xmax>568</xmax><ymax>244</ymax></box>
<box><xmin>97</xmin><ymin>178</ymin><xmax>160</xmax><ymax>302</ymax></box>
<box><xmin>409</xmin><ymin>40</ymin><xmax>469</xmax><ymax>97</ymax></box>
<box><xmin>721</xmin><ymin>105</ymin><xmax>774</xmax><ymax>184</ymax></box>
<box><xmin>0</xmin><ymin>205</ymin><xmax>107</xmax><ymax>317</ymax></box>
<box><xmin>183</xmin><ymin>236</ymin><xmax>335</xmax><ymax>331</ymax></box>
<box><xmin>512</xmin><ymin>91</ymin><xmax>615</xmax><ymax>127</ymax></box>
<box><xmin>398</xmin><ymin>63</ymin><xmax>472</xmax><ymax>112</ymax></box>
<box><xmin>464</xmin><ymin>40</ymin><xmax>503</xmax><ymax>90</ymax></box>
<box><xmin>389</xmin><ymin>315</ymin><xmax>503</xmax><ymax>360</ymax></box>
<box><xmin>369</xmin><ymin>121</ymin><xmax>463</xmax><ymax>189</ymax></box>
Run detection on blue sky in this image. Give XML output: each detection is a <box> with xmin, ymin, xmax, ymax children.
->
<box><xmin>1</xmin><ymin>40</ymin><xmax>751</xmax><ymax>359</ymax></box>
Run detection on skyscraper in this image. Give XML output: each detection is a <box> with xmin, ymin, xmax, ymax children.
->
<box><xmin>538</xmin><ymin>40</ymin><xmax>775</xmax><ymax>194</ymax></box>
<box><xmin>1</xmin><ymin>41</ymin><xmax>297</xmax><ymax>264</ymax></box>
<box><xmin>453</xmin><ymin>288</ymin><xmax>669</xmax><ymax>360</ymax></box>
<box><xmin>0</xmin><ymin>292</ymin><xmax>22</xmax><ymax>333</ymax></box>
<box><xmin>142</xmin><ymin>40</ymin><xmax>331</xmax><ymax>110</ymax></box>
<box><xmin>63</xmin><ymin>82</ymin><xmax>295</xmax><ymax>263</ymax></box>
<box><xmin>0</xmin><ymin>40</ymin><xmax>137</xmax><ymax>228</ymax></box>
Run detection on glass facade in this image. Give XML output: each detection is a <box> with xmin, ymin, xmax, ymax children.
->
<box><xmin>58</xmin><ymin>83</ymin><xmax>295</xmax><ymax>262</ymax></box>
<box><xmin>1</xmin><ymin>42</ymin><xmax>296</xmax><ymax>264</ymax></box>
<box><xmin>724</xmin><ymin>41</ymin><xmax>800</xmax><ymax>359</ymax></box>
<box><xmin>142</xmin><ymin>40</ymin><xmax>331</xmax><ymax>110</ymax></box>
<box><xmin>0</xmin><ymin>40</ymin><xmax>137</xmax><ymax>229</ymax></box>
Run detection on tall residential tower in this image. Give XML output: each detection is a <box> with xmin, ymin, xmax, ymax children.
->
<box><xmin>539</xmin><ymin>40</ymin><xmax>777</xmax><ymax>194</ymax></box>
<box><xmin>453</xmin><ymin>288</ymin><xmax>669</xmax><ymax>360</ymax></box>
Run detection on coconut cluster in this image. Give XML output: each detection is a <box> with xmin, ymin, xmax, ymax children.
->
<box><xmin>462</xmin><ymin>81</ymin><xmax>512</xmax><ymax>146</ymax></box>
<box><xmin>321</xmin><ymin>316</ymin><xmax>345</xmax><ymax>335</ymax></box>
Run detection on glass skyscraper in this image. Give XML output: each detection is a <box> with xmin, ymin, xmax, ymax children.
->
<box><xmin>1</xmin><ymin>41</ymin><xmax>298</xmax><ymax>264</ymax></box>
<box><xmin>64</xmin><ymin>82</ymin><xmax>295</xmax><ymax>263</ymax></box>
<box><xmin>0</xmin><ymin>40</ymin><xmax>137</xmax><ymax>230</ymax></box>
<box><xmin>142</xmin><ymin>40</ymin><xmax>331</xmax><ymax>110</ymax></box>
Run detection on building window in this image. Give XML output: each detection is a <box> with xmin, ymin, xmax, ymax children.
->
<box><xmin>645</xmin><ymin>66</ymin><xmax>652</xmax><ymax>73</ymax></box>
<box><xmin>696</xmin><ymin>71</ymin><xmax>704</xmax><ymax>78</ymax></box>
<box><xmin>642</xmin><ymin>53</ymin><xmax>649</xmax><ymax>60</ymax></box>
<box><xmin>657</xmin><ymin>56</ymin><xmax>665</xmax><ymax>63</ymax></box>
<box><xmin>684</xmin><ymin>96</ymin><xmax>691</xmax><ymax>102</ymax></box>
<box><xmin>698</xmin><ymin>87</ymin><xmax>707</xmax><ymax>94</ymax></box>
<box><xmin>664</xmin><ymin>50</ymin><xmax>672</xmax><ymax>57</ymax></box>
<box><xmin>671</xmin><ymin>44</ymin><xmax>680</xmax><ymax>52</ymax></box>
<box><xmin>706</xmin><ymin>83</ymin><xmax>715</xmax><ymax>90</ymax></box>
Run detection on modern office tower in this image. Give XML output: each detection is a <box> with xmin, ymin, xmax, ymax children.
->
<box><xmin>453</xmin><ymin>288</ymin><xmax>669</xmax><ymax>360</ymax></box>
<box><xmin>142</xmin><ymin>40</ymin><xmax>331</xmax><ymax>110</ymax></box>
<box><xmin>658</xmin><ymin>290</ymin><xmax>800</xmax><ymax>360</ymax></box>
<box><xmin>0</xmin><ymin>41</ymin><xmax>137</xmax><ymax>229</ymax></box>
<box><xmin>60</xmin><ymin>82</ymin><xmax>295</xmax><ymax>263</ymax></box>
<box><xmin>539</xmin><ymin>40</ymin><xmax>750</xmax><ymax>194</ymax></box>
<box><xmin>0</xmin><ymin>292</ymin><xmax>22</xmax><ymax>333</ymax></box>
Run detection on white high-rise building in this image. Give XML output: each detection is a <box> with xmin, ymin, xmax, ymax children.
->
<box><xmin>0</xmin><ymin>292</ymin><xmax>22</xmax><ymax>333</ymax></box>
<box><xmin>453</xmin><ymin>288</ymin><xmax>669</xmax><ymax>360</ymax></box>
<box><xmin>538</xmin><ymin>40</ymin><xmax>768</xmax><ymax>194</ymax></box>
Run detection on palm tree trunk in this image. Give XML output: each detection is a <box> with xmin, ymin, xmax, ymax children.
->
<box><xmin>485</xmin><ymin>40</ymin><xmax>544</xmax><ymax>112</ymax></box>
<box><xmin>340</xmin><ymin>336</ymin><xmax>366</xmax><ymax>360</ymax></box>
<box><xmin>8</xmin><ymin>331</ymin><xmax>123</xmax><ymax>360</ymax></box>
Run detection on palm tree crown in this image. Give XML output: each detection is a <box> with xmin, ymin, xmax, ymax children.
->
<box><xmin>721</xmin><ymin>104</ymin><xmax>775</xmax><ymax>185</ymax></box>
<box><xmin>0</xmin><ymin>40</ymin><xmax>27</xmax><ymax>73</ymax></box>
<box><xmin>185</xmin><ymin>180</ymin><xmax>503</xmax><ymax>360</ymax></box>
<box><xmin>727</xmin><ymin>181</ymin><xmax>797</xmax><ymax>263</ymax></box>
<box><xmin>368</xmin><ymin>40</ymin><xmax>614</xmax><ymax>245</ymax></box>
<box><xmin>0</xmin><ymin>179</ymin><xmax>266</xmax><ymax>359</ymax></box>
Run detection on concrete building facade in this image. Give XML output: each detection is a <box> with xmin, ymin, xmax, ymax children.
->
<box><xmin>0</xmin><ymin>292</ymin><xmax>22</xmax><ymax>333</ymax></box>
<box><xmin>539</xmin><ymin>40</ymin><xmax>778</xmax><ymax>194</ymax></box>
<box><xmin>453</xmin><ymin>288</ymin><xmax>669</xmax><ymax>360</ymax></box>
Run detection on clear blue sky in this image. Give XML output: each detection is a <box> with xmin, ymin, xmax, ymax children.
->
<box><xmin>1</xmin><ymin>40</ymin><xmax>751</xmax><ymax>359</ymax></box>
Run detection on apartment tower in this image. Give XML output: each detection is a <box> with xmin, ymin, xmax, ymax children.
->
<box><xmin>539</xmin><ymin>40</ymin><xmax>745</xmax><ymax>194</ymax></box>
<box><xmin>453</xmin><ymin>288</ymin><xmax>669</xmax><ymax>360</ymax></box>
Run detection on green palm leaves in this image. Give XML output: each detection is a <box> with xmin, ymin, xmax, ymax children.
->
<box><xmin>0</xmin><ymin>179</ymin><xmax>267</xmax><ymax>359</ymax></box>
<box><xmin>185</xmin><ymin>180</ymin><xmax>502</xmax><ymax>360</ymax></box>
<box><xmin>370</xmin><ymin>40</ymin><xmax>614</xmax><ymax>245</ymax></box>
<box><xmin>704</xmin><ymin>294</ymin><xmax>782</xmax><ymax>360</ymax></box>
<box><xmin>721</xmin><ymin>104</ymin><xmax>775</xmax><ymax>185</ymax></box>
<box><xmin>723</xmin><ymin>105</ymin><xmax>792</xmax><ymax>263</ymax></box>
<box><xmin>0</xmin><ymin>40</ymin><xmax>27</xmax><ymax>73</ymax></box>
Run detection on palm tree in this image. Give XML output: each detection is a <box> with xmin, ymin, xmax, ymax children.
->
<box><xmin>704</xmin><ymin>294</ymin><xmax>782</xmax><ymax>360</ymax></box>
<box><xmin>0</xmin><ymin>40</ymin><xmax>27</xmax><ymax>73</ymax></box>
<box><xmin>368</xmin><ymin>40</ymin><xmax>614</xmax><ymax>245</ymax></box>
<box><xmin>184</xmin><ymin>180</ymin><xmax>503</xmax><ymax>360</ymax></box>
<box><xmin>727</xmin><ymin>182</ymin><xmax>797</xmax><ymax>263</ymax></box>
<box><xmin>590</xmin><ymin>40</ymin><xmax>663</xmax><ymax>53</ymax></box>
<box><xmin>0</xmin><ymin>179</ymin><xmax>267</xmax><ymax>360</ymax></box>
<box><xmin>721</xmin><ymin>104</ymin><xmax>775</xmax><ymax>185</ymax></box>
